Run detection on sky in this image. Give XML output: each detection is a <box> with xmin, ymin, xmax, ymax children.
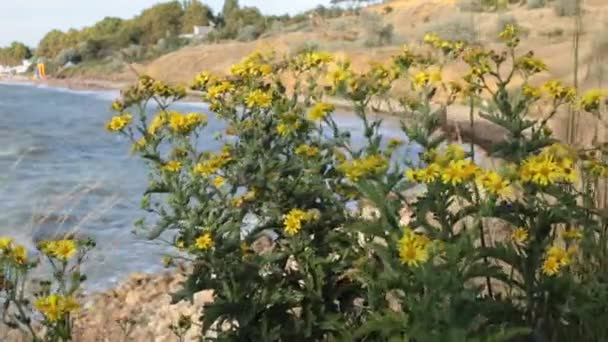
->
<box><xmin>0</xmin><ymin>0</ymin><xmax>330</xmax><ymax>47</ymax></box>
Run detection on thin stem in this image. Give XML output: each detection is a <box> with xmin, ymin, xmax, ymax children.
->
<box><xmin>568</xmin><ymin>0</ymin><xmax>582</xmax><ymax>145</ymax></box>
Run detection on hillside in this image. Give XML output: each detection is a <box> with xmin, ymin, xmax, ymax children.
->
<box><xmin>123</xmin><ymin>0</ymin><xmax>607</xmax><ymax>90</ymax></box>
<box><xmin>54</xmin><ymin>0</ymin><xmax>607</xmax><ymax>148</ymax></box>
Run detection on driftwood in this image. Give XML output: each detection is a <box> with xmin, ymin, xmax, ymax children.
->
<box><xmin>440</xmin><ymin>108</ymin><xmax>510</xmax><ymax>154</ymax></box>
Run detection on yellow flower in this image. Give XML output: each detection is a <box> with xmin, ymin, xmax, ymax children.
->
<box><xmin>0</xmin><ymin>237</ymin><xmax>13</xmax><ymax>251</ymax></box>
<box><xmin>498</xmin><ymin>24</ymin><xmax>518</xmax><ymax>42</ymax></box>
<box><xmin>558</xmin><ymin>158</ymin><xmax>578</xmax><ymax>183</ymax></box>
<box><xmin>276</xmin><ymin>123</ymin><xmax>290</xmax><ymax>136</ymax></box>
<box><xmin>148</xmin><ymin>113</ymin><xmax>167</xmax><ymax>135</ymax></box>
<box><xmin>212</xmin><ymin>176</ymin><xmax>226</xmax><ymax>188</ymax></box>
<box><xmin>405</xmin><ymin>169</ymin><xmax>422</xmax><ymax>183</ymax></box>
<box><xmin>283</xmin><ymin>209</ymin><xmax>312</xmax><ymax>236</ymax></box>
<box><xmin>193</xmin><ymin>150</ymin><xmax>232</xmax><ymax>178</ymax></box>
<box><xmin>442</xmin><ymin>160</ymin><xmax>479</xmax><ymax>186</ymax></box>
<box><xmin>521</xmin><ymin>155</ymin><xmax>561</xmax><ymax>186</ymax></box>
<box><xmin>245</xmin><ymin>89</ymin><xmax>272</xmax><ymax>108</ymax></box>
<box><xmin>11</xmin><ymin>245</ymin><xmax>27</xmax><ymax>265</ymax></box>
<box><xmin>132</xmin><ymin>138</ymin><xmax>147</xmax><ymax>152</ymax></box>
<box><xmin>446</xmin><ymin>144</ymin><xmax>466</xmax><ymax>161</ymax></box>
<box><xmin>193</xmin><ymin>162</ymin><xmax>216</xmax><ymax>177</ymax></box>
<box><xmin>548</xmin><ymin>245</ymin><xmax>570</xmax><ymax>264</ymax></box>
<box><xmin>542</xmin><ymin>257</ymin><xmax>560</xmax><ymax>276</ymax></box>
<box><xmin>543</xmin><ymin>143</ymin><xmax>577</xmax><ymax>161</ymax></box>
<box><xmin>413</xmin><ymin>71</ymin><xmax>430</xmax><ymax>88</ymax></box>
<box><xmin>295</xmin><ymin>51</ymin><xmax>333</xmax><ymax>70</ymax></box>
<box><xmin>192</xmin><ymin>71</ymin><xmax>213</xmax><ymax>89</ymax></box>
<box><xmin>162</xmin><ymin>160</ymin><xmax>182</xmax><ymax>173</ymax></box>
<box><xmin>339</xmin><ymin>155</ymin><xmax>388</xmax><ymax>182</ymax></box>
<box><xmin>423</xmin><ymin>32</ymin><xmax>441</xmax><ymax>47</ymax></box>
<box><xmin>580</xmin><ymin>89</ymin><xmax>605</xmax><ymax>112</ymax></box>
<box><xmin>295</xmin><ymin>144</ymin><xmax>320</xmax><ymax>158</ymax></box>
<box><xmin>562</xmin><ymin>227</ymin><xmax>583</xmax><ymax>241</ymax></box>
<box><xmin>429</xmin><ymin>70</ymin><xmax>442</xmax><ymax>83</ymax></box>
<box><xmin>511</xmin><ymin>227</ymin><xmax>529</xmax><ymax>245</ymax></box>
<box><xmin>523</xmin><ymin>85</ymin><xmax>541</xmax><ymax>99</ymax></box>
<box><xmin>307</xmin><ymin>102</ymin><xmax>335</xmax><ymax>121</ymax></box>
<box><xmin>34</xmin><ymin>294</ymin><xmax>79</xmax><ymax>322</ymax></box>
<box><xmin>542</xmin><ymin>245</ymin><xmax>570</xmax><ymax>276</ymax></box>
<box><xmin>542</xmin><ymin>80</ymin><xmax>576</xmax><ymax>103</ymax></box>
<box><xmin>230</xmin><ymin>52</ymin><xmax>274</xmax><ymax>78</ymax></box>
<box><xmin>478</xmin><ymin>170</ymin><xmax>511</xmax><ymax>197</ymax></box>
<box><xmin>195</xmin><ymin>233</ymin><xmax>213</xmax><ymax>251</ymax></box>
<box><xmin>111</xmin><ymin>100</ymin><xmax>124</xmax><ymax>112</ymax></box>
<box><xmin>105</xmin><ymin>114</ymin><xmax>133</xmax><ymax>132</ymax></box>
<box><xmin>45</xmin><ymin>240</ymin><xmax>77</xmax><ymax>261</ymax></box>
<box><xmin>206</xmin><ymin>81</ymin><xmax>235</xmax><ymax>100</ymax></box>
<box><xmin>169</xmin><ymin>112</ymin><xmax>207</xmax><ymax>135</ymax></box>
<box><xmin>419</xmin><ymin>163</ymin><xmax>442</xmax><ymax>183</ymax></box>
<box><xmin>398</xmin><ymin>228</ymin><xmax>431</xmax><ymax>267</ymax></box>
<box><xmin>516</xmin><ymin>55</ymin><xmax>547</xmax><ymax>75</ymax></box>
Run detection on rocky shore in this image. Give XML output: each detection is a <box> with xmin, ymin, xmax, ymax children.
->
<box><xmin>1</xmin><ymin>266</ymin><xmax>214</xmax><ymax>342</ymax></box>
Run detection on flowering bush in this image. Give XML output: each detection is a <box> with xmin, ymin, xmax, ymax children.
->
<box><xmin>0</xmin><ymin>237</ymin><xmax>94</xmax><ymax>341</ymax></box>
<box><xmin>109</xmin><ymin>25</ymin><xmax>608</xmax><ymax>340</ymax></box>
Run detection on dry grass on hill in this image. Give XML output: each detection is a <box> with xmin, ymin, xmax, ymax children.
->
<box><xmin>105</xmin><ymin>0</ymin><xmax>608</xmax><ymax>146</ymax></box>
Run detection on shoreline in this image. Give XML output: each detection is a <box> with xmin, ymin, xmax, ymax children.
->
<box><xmin>1</xmin><ymin>75</ymin><xmax>506</xmax><ymax>154</ymax></box>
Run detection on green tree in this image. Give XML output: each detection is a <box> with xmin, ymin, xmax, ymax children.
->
<box><xmin>222</xmin><ymin>0</ymin><xmax>239</xmax><ymax>20</ymax></box>
<box><xmin>219</xmin><ymin>6</ymin><xmax>265</xmax><ymax>40</ymax></box>
<box><xmin>86</xmin><ymin>17</ymin><xmax>125</xmax><ymax>38</ymax></box>
<box><xmin>9</xmin><ymin>42</ymin><xmax>32</xmax><ymax>60</ymax></box>
<box><xmin>37</xmin><ymin>30</ymin><xmax>68</xmax><ymax>58</ymax></box>
<box><xmin>0</xmin><ymin>41</ymin><xmax>32</xmax><ymax>66</ymax></box>
<box><xmin>181</xmin><ymin>0</ymin><xmax>213</xmax><ymax>33</ymax></box>
<box><xmin>135</xmin><ymin>1</ymin><xmax>185</xmax><ymax>45</ymax></box>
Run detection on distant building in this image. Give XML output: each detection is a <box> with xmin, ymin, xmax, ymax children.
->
<box><xmin>180</xmin><ymin>24</ymin><xmax>215</xmax><ymax>40</ymax></box>
<box><xmin>0</xmin><ymin>59</ymin><xmax>32</xmax><ymax>75</ymax></box>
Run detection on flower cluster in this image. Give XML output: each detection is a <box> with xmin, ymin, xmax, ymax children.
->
<box><xmin>295</xmin><ymin>144</ymin><xmax>320</xmax><ymax>158</ymax></box>
<box><xmin>116</xmin><ymin>76</ymin><xmax>186</xmax><ymax>109</ymax></box>
<box><xmin>307</xmin><ymin>102</ymin><xmax>335</xmax><ymax>121</ymax></box>
<box><xmin>245</xmin><ymin>89</ymin><xmax>273</xmax><ymax>108</ymax></box>
<box><xmin>542</xmin><ymin>246</ymin><xmax>570</xmax><ymax>276</ymax></box>
<box><xmin>162</xmin><ymin>160</ymin><xmax>183</xmax><ymax>173</ymax></box>
<box><xmin>477</xmin><ymin>170</ymin><xmax>511</xmax><ymax>197</ymax></box>
<box><xmin>520</xmin><ymin>154</ymin><xmax>577</xmax><ymax>186</ymax></box>
<box><xmin>195</xmin><ymin>232</ymin><xmax>213</xmax><ymax>251</ymax></box>
<box><xmin>398</xmin><ymin>228</ymin><xmax>432</xmax><ymax>267</ymax></box>
<box><xmin>292</xmin><ymin>51</ymin><xmax>333</xmax><ymax>72</ymax></box>
<box><xmin>34</xmin><ymin>294</ymin><xmax>79</xmax><ymax>322</ymax></box>
<box><xmin>276</xmin><ymin>112</ymin><xmax>304</xmax><ymax>137</ymax></box>
<box><xmin>580</xmin><ymin>89</ymin><xmax>606</xmax><ymax>113</ymax></box>
<box><xmin>0</xmin><ymin>237</ymin><xmax>28</xmax><ymax>265</ymax></box>
<box><xmin>168</xmin><ymin>111</ymin><xmax>207</xmax><ymax>135</ymax></box>
<box><xmin>39</xmin><ymin>240</ymin><xmax>77</xmax><ymax>261</ymax></box>
<box><xmin>423</xmin><ymin>33</ymin><xmax>465</xmax><ymax>57</ymax></box>
<box><xmin>516</xmin><ymin>54</ymin><xmax>547</xmax><ymax>75</ymax></box>
<box><xmin>338</xmin><ymin>154</ymin><xmax>388</xmax><ymax>182</ymax></box>
<box><xmin>542</xmin><ymin>80</ymin><xmax>576</xmax><ymax>103</ymax></box>
<box><xmin>511</xmin><ymin>227</ymin><xmax>529</xmax><ymax>245</ymax></box>
<box><xmin>283</xmin><ymin>209</ymin><xmax>319</xmax><ymax>236</ymax></box>
<box><xmin>230</xmin><ymin>52</ymin><xmax>273</xmax><ymax>79</ymax></box>
<box><xmin>193</xmin><ymin>147</ymin><xmax>233</xmax><ymax>177</ymax></box>
<box><xmin>105</xmin><ymin>113</ymin><xmax>133</xmax><ymax>132</ymax></box>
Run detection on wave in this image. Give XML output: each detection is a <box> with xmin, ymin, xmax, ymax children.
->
<box><xmin>0</xmin><ymin>144</ymin><xmax>49</xmax><ymax>159</ymax></box>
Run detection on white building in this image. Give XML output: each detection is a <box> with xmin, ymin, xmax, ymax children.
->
<box><xmin>0</xmin><ymin>59</ymin><xmax>32</xmax><ymax>75</ymax></box>
<box><xmin>179</xmin><ymin>24</ymin><xmax>215</xmax><ymax>40</ymax></box>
